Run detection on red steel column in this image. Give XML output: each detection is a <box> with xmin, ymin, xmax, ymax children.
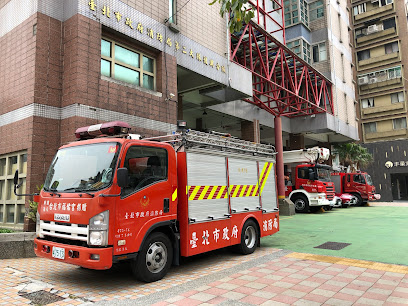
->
<box><xmin>274</xmin><ymin>116</ymin><xmax>285</xmax><ymax>200</ymax></box>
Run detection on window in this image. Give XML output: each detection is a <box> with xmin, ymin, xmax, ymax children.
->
<box><xmin>393</xmin><ymin>118</ymin><xmax>407</xmax><ymax>130</ymax></box>
<box><xmin>298</xmin><ymin>167</ymin><xmax>312</xmax><ymax>179</ymax></box>
<box><xmin>123</xmin><ymin>146</ymin><xmax>168</xmax><ymax>197</ymax></box>
<box><xmin>355</xmin><ymin>27</ymin><xmax>367</xmax><ymax>38</ymax></box>
<box><xmin>364</xmin><ymin>122</ymin><xmax>377</xmax><ymax>134</ymax></box>
<box><xmin>357</xmin><ymin>50</ymin><xmax>370</xmax><ymax>61</ymax></box>
<box><xmin>353</xmin><ymin>174</ymin><xmax>365</xmax><ymax>184</ymax></box>
<box><xmin>310</xmin><ymin>0</ymin><xmax>324</xmax><ymax>20</ymax></box>
<box><xmin>353</xmin><ymin>3</ymin><xmax>366</xmax><ymax>16</ymax></box>
<box><xmin>0</xmin><ymin>151</ymin><xmax>27</xmax><ymax>226</ymax></box>
<box><xmin>391</xmin><ymin>92</ymin><xmax>404</xmax><ymax>103</ymax></box>
<box><xmin>361</xmin><ymin>98</ymin><xmax>374</xmax><ymax>108</ymax></box>
<box><xmin>383</xmin><ymin>18</ymin><xmax>396</xmax><ymax>30</ymax></box>
<box><xmin>385</xmin><ymin>42</ymin><xmax>399</xmax><ymax>54</ymax></box>
<box><xmin>284</xmin><ymin>0</ymin><xmax>308</xmax><ymax>27</ymax></box>
<box><xmin>101</xmin><ymin>38</ymin><xmax>156</xmax><ymax>90</ymax></box>
<box><xmin>388</xmin><ymin>66</ymin><xmax>401</xmax><ymax>79</ymax></box>
<box><xmin>168</xmin><ymin>0</ymin><xmax>176</xmax><ymax>23</ymax></box>
<box><xmin>312</xmin><ymin>42</ymin><xmax>327</xmax><ymax>63</ymax></box>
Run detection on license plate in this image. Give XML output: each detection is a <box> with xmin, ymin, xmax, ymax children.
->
<box><xmin>52</xmin><ymin>247</ymin><xmax>65</xmax><ymax>260</ymax></box>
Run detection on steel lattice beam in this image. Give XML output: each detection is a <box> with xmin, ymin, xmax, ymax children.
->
<box><xmin>231</xmin><ymin>0</ymin><xmax>334</xmax><ymax>118</ymax></box>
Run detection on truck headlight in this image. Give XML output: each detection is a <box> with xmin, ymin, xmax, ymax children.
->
<box><xmin>89</xmin><ymin>210</ymin><xmax>109</xmax><ymax>246</ymax></box>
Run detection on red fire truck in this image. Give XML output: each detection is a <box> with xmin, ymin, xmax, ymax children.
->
<box><xmin>331</xmin><ymin>172</ymin><xmax>380</xmax><ymax>206</ymax></box>
<box><xmin>283</xmin><ymin>147</ymin><xmax>335</xmax><ymax>213</ymax></box>
<box><xmin>14</xmin><ymin>121</ymin><xmax>279</xmax><ymax>282</ymax></box>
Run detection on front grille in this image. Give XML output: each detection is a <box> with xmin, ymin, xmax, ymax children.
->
<box><xmin>325</xmin><ymin>186</ymin><xmax>335</xmax><ymax>200</ymax></box>
<box><xmin>40</xmin><ymin>220</ymin><xmax>89</xmax><ymax>242</ymax></box>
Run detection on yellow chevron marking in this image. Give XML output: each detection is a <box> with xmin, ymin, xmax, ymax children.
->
<box><xmin>252</xmin><ymin>184</ymin><xmax>259</xmax><ymax>196</ymax></box>
<box><xmin>172</xmin><ymin>189</ymin><xmax>177</xmax><ymax>202</ymax></box>
<box><xmin>198</xmin><ymin>186</ymin><xmax>209</xmax><ymax>200</ymax></box>
<box><xmin>260</xmin><ymin>163</ymin><xmax>273</xmax><ymax>194</ymax></box>
<box><xmin>239</xmin><ymin>185</ymin><xmax>247</xmax><ymax>197</ymax></box>
<box><xmin>232</xmin><ymin>185</ymin><xmax>241</xmax><ymax>198</ymax></box>
<box><xmin>259</xmin><ymin>162</ymin><xmax>268</xmax><ymax>182</ymax></box>
<box><xmin>208</xmin><ymin>186</ymin><xmax>218</xmax><ymax>200</ymax></box>
<box><xmin>216</xmin><ymin>186</ymin><xmax>226</xmax><ymax>199</ymax></box>
<box><xmin>246</xmin><ymin>185</ymin><xmax>253</xmax><ymax>197</ymax></box>
<box><xmin>186</xmin><ymin>186</ymin><xmax>192</xmax><ymax>195</ymax></box>
<box><xmin>189</xmin><ymin>186</ymin><xmax>201</xmax><ymax>201</ymax></box>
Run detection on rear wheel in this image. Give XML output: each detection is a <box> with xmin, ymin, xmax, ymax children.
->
<box><xmin>292</xmin><ymin>195</ymin><xmax>309</xmax><ymax>213</ymax></box>
<box><xmin>132</xmin><ymin>232</ymin><xmax>173</xmax><ymax>283</ymax></box>
<box><xmin>237</xmin><ymin>220</ymin><xmax>258</xmax><ymax>255</ymax></box>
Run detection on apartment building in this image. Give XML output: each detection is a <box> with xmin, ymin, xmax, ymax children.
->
<box><xmin>0</xmin><ymin>0</ymin><xmax>358</xmax><ymax>230</ymax></box>
<box><xmin>351</xmin><ymin>0</ymin><xmax>408</xmax><ymax>201</ymax></box>
<box><xmin>283</xmin><ymin>0</ymin><xmax>358</xmax><ymax>150</ymax></box>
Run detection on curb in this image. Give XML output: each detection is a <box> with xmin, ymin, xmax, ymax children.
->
<box><xmin>0</xmin><ymin>232</ymin><xmax>36</xmax><ymax>259</ymax></box>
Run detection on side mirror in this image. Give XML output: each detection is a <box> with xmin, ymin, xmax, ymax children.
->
<box><xmin>13</xmin><ymin>170</ymin><xmax>39</xmax><ymax>197</ymax></box>
<box><xmin>117</xmin><ymin>168</ymin><xmax>129</xmax><ymax>188</ymax></box>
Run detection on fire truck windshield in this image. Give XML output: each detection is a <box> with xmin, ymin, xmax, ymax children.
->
<box><xmin>365</xmin><ymin>174</ymin><xmax>373</xmax><ymax>185</ymax></box>
<box><xmin>43</xmin><ymin>142</ymin><xmax>120</xmax><ymax>192</ymax></box>
<box><xmin>317</xmin><ymin>168</ymin><xmax>331</xmax><ymax>182</ymax></box>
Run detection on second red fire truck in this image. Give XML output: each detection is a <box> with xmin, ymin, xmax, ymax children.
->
<box><xmin>15</xmin><ymin>121</ymin><xmax>279</xmax><ymax>282</ymax></box>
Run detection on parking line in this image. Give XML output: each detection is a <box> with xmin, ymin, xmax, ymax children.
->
<box><xmin>286</xmin><ymin>252</ymin><xmax>408</xmax><ymax>274</ymax></box>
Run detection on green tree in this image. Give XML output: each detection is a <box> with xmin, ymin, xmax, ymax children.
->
<box><xmin>334</xmin><ymin>143</ymin><xmax>373</xmax><ymax>171</ymax></box>
<box><xmin>209</xmin><ymin>0</ymin><xmax>255</xmax><ymax>32</ymax></box>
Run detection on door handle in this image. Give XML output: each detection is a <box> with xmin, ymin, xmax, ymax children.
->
<box><xmin>163</xmin><ymin>198</ymin><xmax>170</xmax><ymax>213</ymax></box>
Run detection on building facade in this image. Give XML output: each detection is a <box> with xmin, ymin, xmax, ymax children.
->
<box><xmin>283</xmin><ymin>0</ymin><xmax>358</xmax><ymax>149</ymax></box>
<box><xmin>0</xmin><ymin>0</ymin><xmax>358</xmax><ymax>230</ymax></box>
<box><xmin>350</xmin><ymin>0</ymin><xmax>408</xmax><ymax>201</ymax></box>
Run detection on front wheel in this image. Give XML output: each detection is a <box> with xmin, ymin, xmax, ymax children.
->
<box><xmin>353</xmin><ymin>193</ymin><xmax>363</xmax><ymax>206</ymax></box>
<box><xmin>132</xmin><ymin>232</ymin><xmax>173</xmax><ymax>283</ymax></box>
<box><xmin>237</xmin><ymin>220</ymin><xmax>259</xmax><ymax>255</ymax></box>
<box><xmin>292</xmin><ymin>195</ymin><xmax>309</xmax><ymax>213</ymax></box>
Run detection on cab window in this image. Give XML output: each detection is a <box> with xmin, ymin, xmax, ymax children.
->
<box><xmin>353</xmin><ymin>174</ymin><xmax>365</xmax><ymax>184</ymax></box>
<box><xmin>122</xmin><ymin>146</ymin><xmax>168</xmax><ymax>196</ymax></box>
<box><xmin>298</xmin><ymin>167</ymin><xmax>310</xmax><ymax>179</ymax></box>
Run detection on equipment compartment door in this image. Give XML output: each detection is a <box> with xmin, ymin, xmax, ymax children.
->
<box><xmin>228</xmin><ymin>158</ymin><xmax>260</xmax><ymax>213</ymax></box>
<box><xmin>258</xmin><ymin>161</ymin><xmax>277</xmax><ymax>212</ymax></box>
<box><xmin>186</xmin><ymin>153</ymin><xmax>229</xmax><ymax>222</ymax></box>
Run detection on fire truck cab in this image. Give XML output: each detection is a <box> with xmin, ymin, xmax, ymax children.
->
<box><xmin>331</xmin><ymin>172</ymin><xmax>380</xmax><ymax>205</ymax></box>
<box><xmin>15</xmin><ymin>121</ymin><xmax>279</xmax><ymax>282</ymax></box>
<box><xmin>283</xmin><ymin>148</ymin><xmax>335</xmax><ymax>213</ymax></box>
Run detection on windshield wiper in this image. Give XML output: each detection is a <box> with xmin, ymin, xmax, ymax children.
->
<box><xmin>43</xmin><ymin>188</ymin><xmax>61</xmax><ymax>197</ymax></box>
<box><xmin>63</xmin><ymin>187</ymin><xmax>95</xmax><ymax>198</ymax></box>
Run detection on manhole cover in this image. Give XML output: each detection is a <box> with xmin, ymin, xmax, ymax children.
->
<box><xmin>314</xmin><ymin>241</ymin><xmax>351</xmax><ymax>250</ymax></box>
<box><xmin>19</xmin><ymin>290</ymin><xmax>64</xmax><ymax>305</ymax></box>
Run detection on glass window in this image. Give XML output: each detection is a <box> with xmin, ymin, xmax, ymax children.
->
<box><xmin>364</xmin><ymin>122</ymin><xmax>377</xmax><ymax>134</ymax></box>
<box><xmin>310</xmin><ymin>0</ymin><xmax>324</xmax><ymax>21</ymax></box>
<box><xmin>123</xmin><ymin>146</ymin><xmax>168</xmax><ymax>197</ymax></box>
<box><xmin>357</xmin><ymin>50</ymin><xmax>370</xmax><ymax>61</ymax></box>
<box><xmin>385</xmin><ymin>42</ymin><xmax>399</xmax><ymax>54</ymax></box>
<box><xmin>284</xmin><ymin>0</ymin><xmax>308</xmax><ymax>27</ymax></box>
<box><xmin>313</xmin><ymin>42</ymin><xmax>326</xmax><ymax>63</ymax></box>
<box><xmin>362</xmin><ymin>98</ymin><xmax>374</xmax><ymax>108</ymax></box>
<box><xmin>353</xmin><ymin>3</ymin><xmax>366</xmax><ymax>16</ymax></box>
<box><xmin>383</xmin><ymin>18</ymin><xmax>396</xmax><ymax>30</ymax></box>
<box><xmin>0</xmin><ymin>151</ymin><xmax>27</xmax><ymax>227</ymax></box>
<box><xmin>391</xmin><ymin>92</ymin><xmax>404</xmax><ymax>103</ymax></box>
<box><xmin>101</xmin><ymin>38</ymin><xmax>156</xmax><ymax>90</ymax></box>
<box><xmin>393</xmin><ymin>118</ymin><xmax>407</xmax><ymax>130</ymax></box>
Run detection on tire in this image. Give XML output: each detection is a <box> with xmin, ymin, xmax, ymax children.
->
<box><xmin>353</xmin><ymin>193</ymin><xmax>363</xmax><ymax>206</ymax></box>
<box><xmin>237</xmin><ymin>220</ymin><xmax>258</xmax><ymax>255</ymax></box>
<box><xmin>132</xmin><ymin>232</ymin><xmax>173</xmax><ymax>283</ymax></box>
<box><xmin>292</xmin><ymin>195</ymin><xmax>309</xmax><ymax>213</ymax></box>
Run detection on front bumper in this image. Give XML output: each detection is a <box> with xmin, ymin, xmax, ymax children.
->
<box><xmin>34</xmin><ymin>238</ymin><xmax>113</xmax><ymax>270</ymax></box>
<box><xmin>309</xmin><ymin>193</ymin><xmax>331</xmax><ymax>206</ymax></box>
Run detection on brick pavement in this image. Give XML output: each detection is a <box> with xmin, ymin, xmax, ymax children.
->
<box><xmin>1</xmin><ymin>247</ymin><xmax>408</xmax><ymax>305</ymax></box>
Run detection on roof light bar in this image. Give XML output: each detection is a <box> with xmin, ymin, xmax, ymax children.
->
<box><xmin>75</xmin><ymin>121</ymin><xmax>131</xmax><ymax>140</ymax></box>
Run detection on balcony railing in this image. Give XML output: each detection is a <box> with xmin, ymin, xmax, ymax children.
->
<box><xmin>354</xmin><ymin>3</ymin><xmax>394</xmax><ymax>23</ymax></box>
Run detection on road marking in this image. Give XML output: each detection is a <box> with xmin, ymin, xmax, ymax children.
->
<box><xmin>287</xmin><ymin>252</ymin><xmax>408</xmax><ymax>274</ymax></box>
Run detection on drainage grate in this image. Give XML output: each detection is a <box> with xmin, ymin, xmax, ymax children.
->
<box><xmin>314</xmin><ymin>241</ymin><xmax>351</xmax><ymax>250</ymax></box>
<box><xmin>19</xmin><ymin>290</ymin><xmax>64</xmax><ymax>305</ymax></box>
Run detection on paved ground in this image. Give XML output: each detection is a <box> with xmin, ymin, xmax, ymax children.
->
<box><xmin>2</xmin><ymin>201</ymin><xmax>408</xmax><ymax>305</ymax></box>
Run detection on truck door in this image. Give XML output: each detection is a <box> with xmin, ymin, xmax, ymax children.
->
<box><xmin>115</xmin><ymin>145</ymin><xmax>174</xmax><ymax>255</ymax></box>
<box><xmin>352</xmin><ymin>174</ymin><xmax>366</xmax><ymax>195</ymax></box>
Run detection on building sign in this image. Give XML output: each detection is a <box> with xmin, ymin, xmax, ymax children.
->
<box><xmin>88</xmin><ymin>0</ymin><xmax>226</xmax><ymax>74</ymax></box>
<box><xmin>385</xmin><ymin>161</ymin><xmax>408</xmax><ymax>168</ymax></box>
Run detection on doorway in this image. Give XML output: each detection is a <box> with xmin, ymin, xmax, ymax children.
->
<box><xmin>391</xmin><ymin>173</ymin><xmax>408</xmax><ymax>200</ymax></box>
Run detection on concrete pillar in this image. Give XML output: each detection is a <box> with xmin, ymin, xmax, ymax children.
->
<box><xmin>274</xmin><ymin>116</ymin><xmax>285</xmax><ymax>200</ymax></box>
<box><xmin>241</xmin><ymin>119</ymin><xmax>260</xmax><ymax>143</ymax></box>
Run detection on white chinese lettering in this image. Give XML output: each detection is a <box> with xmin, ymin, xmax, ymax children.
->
<box><xmin>190</xmin><ymin>232</ymin><xmax>198</xmax><ymax>248</ymax></box>
<box><xmin>202</xmin><ymin>230</ymin><xmax>209</xmax><ymax>245</ymax></box>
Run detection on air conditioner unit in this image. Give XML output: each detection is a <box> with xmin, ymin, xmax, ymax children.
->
<box><xmin>369</xmin><ymin>77</ymin><xmax>378</xmax><ymax>84</ymax></box>
<box><xmin>367</xmin><ymin>25</ymin><xmax>379</xmax><ymax>34</ymax></box>
<box><xmin>358</xmin><ymin>76</ymin><xmax>369</xmax><ymax>85</ymax></box>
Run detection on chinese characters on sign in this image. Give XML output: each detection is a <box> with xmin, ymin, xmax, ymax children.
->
<box><xmin>189</xmin><ymin>224</ymin><xmax>250</xmax><ymax>249</ymax></box>
<box><xmin>42</xmin><ymin>201</ymin><xmax>87</xmax><ymax>212</ymax></box>
<box><xmin>124</xmin><ymin>210</ymin><xmax>163</xmax><ymax>219</ymax></box>
<box><xmin>89</xmin><ymin>1</ymin><xmax>226</xmax><ymax>74</ymax></box>
<box><xmin>385</xmin><ymin>160</ymin><xmax>408</xmax><ymax>168</ymax></box>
